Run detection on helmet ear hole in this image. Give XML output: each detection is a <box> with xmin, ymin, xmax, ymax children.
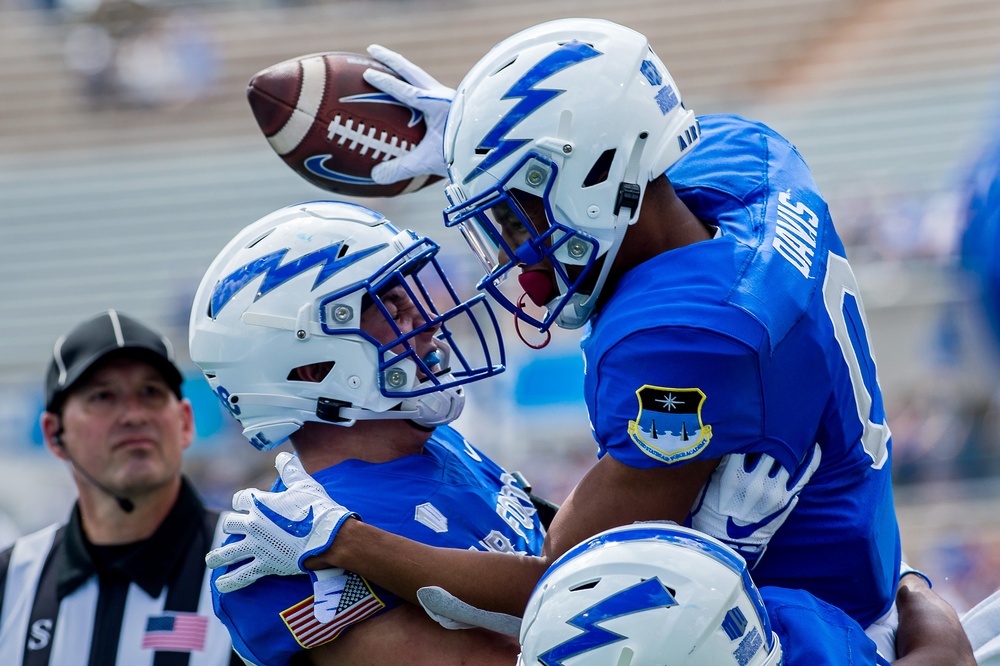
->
<box><xmin>583</xmin><ymin>149</ymin><xmax>616</xmax><ymax>187</ymax></box>
<box><xmin>289</xmin><ymin>361</ymin><xmax>334</xmax><ymax>383</ymax></box>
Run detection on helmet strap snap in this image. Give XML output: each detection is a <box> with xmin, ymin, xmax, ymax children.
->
<box><xmin>316</xmin><ymin>397</ymin><xmax>353</xmax><ymax>423</ymax></box>
<box><xmin>614</xmin><ymin>181</ymin><xmax>641</xmax><ymax>217</ymax></box>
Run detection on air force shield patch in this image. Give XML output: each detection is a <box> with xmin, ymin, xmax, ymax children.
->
<box><xmin>627</xmin><ymin>386</ymin><xmax>713</xmax><ymax>463</ymax></box>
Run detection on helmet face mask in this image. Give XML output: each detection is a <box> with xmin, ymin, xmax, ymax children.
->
<box><xmin>189</xmin><ymin>200</ymin><xmax>506</xmax><ymax>450</ymax></box>
<box><xmin>443</xmin><ymin>18</ymin><xmax>701</xmax><ymax>330</ymax></box>
<box><xmin>318</xmin><ymin>236</ymin><xmax>486</xmax><ymax>399</ymax></box>
<box><xmin>518</xmin><ymin>524</ymin><xmax>783</xmax><ymax>666</ymax></box>
<box><xmin>444</xmin><ymin>153</ymin><xmax>600</xmax><ymax>330</ymax></box>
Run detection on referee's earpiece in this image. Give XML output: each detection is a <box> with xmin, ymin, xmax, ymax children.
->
<box><xmin>50</xmin><ymin>429</ymin><xmax>134</xmax><ymax>512</ymax></box>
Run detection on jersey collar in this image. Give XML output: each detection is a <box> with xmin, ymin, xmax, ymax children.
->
<box><xmin>56</xmin><ymin>477</ymin><xmax>206</xmax><ymax>599</ymax></box>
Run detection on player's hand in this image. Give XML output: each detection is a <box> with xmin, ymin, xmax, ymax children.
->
<box><xmin>364</xmin><ymin>44</ymin><xmax>453</xmax><ymax>184</ymax></box>
<box><xmin>689</xmin><ymin>444</ymin><xmax>821</xmax><ymax>567</ymax></box>
<box><xmin>895</xmin><ymin>569</ymin><xmax>977</xmax><ymax>665</ymax></box>
<box><xmin>206</xmin><ymin>452</ymin><xmax>359</xmax><ymax>593</ymax></box>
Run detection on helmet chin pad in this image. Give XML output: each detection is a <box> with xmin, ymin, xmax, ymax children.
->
<box><xmin>518</xmin><ymin>270</ymin><xmax>559</xmax><ymax>307</ymax></box>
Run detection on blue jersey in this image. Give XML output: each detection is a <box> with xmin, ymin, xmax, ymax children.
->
<box><xmin>582</xmin><ymin>114</ymin><xmax>900</xmax><ymax>627</ymax></box>
<box><xmin>212</xmin><ymin>426</ymin><xmax>545</xmax><ymax>666</ymax></box>
<box><xmin>762</xmin><ymin>587</ymin><xmax>891</xmax><ymax>666</ymax></box>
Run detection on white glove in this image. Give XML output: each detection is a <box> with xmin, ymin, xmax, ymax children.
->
<box><xmin>206</xmin><ymin>451</ymin><xmax>359</xmax><ymax>594</ymax></box>
<box><xmin>363</xmin><ymin>44</ymin><xmax>453</xmax><ymax>184</ymax></box>
<box><xmin>689</xmin><ymin>443</ymin><xmax>821</xmax><ymax>567</ymax></box>
<box><xmin>416</xmin><ymin>586</ymin><xmax>522</xmax><ymax>637</ymax></box>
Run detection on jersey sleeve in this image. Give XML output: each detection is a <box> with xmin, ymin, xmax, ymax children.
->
<box><xmin>589</xmin><ymin>326</ymin><xmax>798</xmax><ymax>473</ymax></box>
<box><xmin>211</xmin><ymin>544</ymin><xmax>401</xmax><ymax>666</ymax></box>
<box><xmin>211</xmin><ymin>434</ymin><xmax>543</xmax><ymax>665</ymax></box>
<box><xmin>761</xmin><ymin>586</ymin><xmax>890</xmax><ymax>665</ymax></box>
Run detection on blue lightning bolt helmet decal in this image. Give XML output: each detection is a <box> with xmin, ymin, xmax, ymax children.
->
<box><xmin>537</xmin><ymin>577</ymin><xmax>677</xmax><ymax>666</ymax></box>
<box><xmin>210</xmin><ymin>241</ymin><xmax>386</xmax><ymax>317</ymax></box>
<box><xmin>464</xmin><ymin>40</ymin><xmax>601</xmax><ymax>184</ymax></box>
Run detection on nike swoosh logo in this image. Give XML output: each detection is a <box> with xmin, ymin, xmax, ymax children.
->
<box><xmin>253</xmin><ymin>496</ymin><xmax>314</xmax><ymax>538</ymax></box>
<box><xmin>341</xmin><ymin>92</ymin><xmax>424</xmax><ymax>127</ymax></box>
<box><xmin>304</xmin><ymin>155</ymin><xmax>376</xmax><ymax>185</ymax></box>
<box><xmin>725</xmin><ymin>505</ymin><xmax>790</xmax><ymax>540</ymax></box>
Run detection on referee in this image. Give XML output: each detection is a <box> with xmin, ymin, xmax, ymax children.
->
<box><xmin>0</xmin><ymin>310</ymin><xmax>240</xmax><ymax>666</ymax></box>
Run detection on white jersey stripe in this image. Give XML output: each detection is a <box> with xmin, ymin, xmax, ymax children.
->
<box><xmin>49</xmin><ymin>577</ymin><xmax>98</xmax><ymax>666</ymax></box>
<box><xmin>191</xmin><ymin>513</ymin><xmax>234</xmax><ymax>666</ymax></box>
<box><xmin>0</xmin><ymin>524</ymin><xmax>58</xmax><ymax>666</ymax></box>
<box><xmin>0</xmin><ymin>510</ymin><xmax>235</xmax><ymax>666</ymax></box>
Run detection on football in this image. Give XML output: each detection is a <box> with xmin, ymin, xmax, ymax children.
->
<box><xmin>247</xmin><ymin>51</ymin><xmax>440</xmax><ymax>197</ymax></box>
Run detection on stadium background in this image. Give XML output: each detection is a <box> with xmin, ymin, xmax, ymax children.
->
<box><xmin>2</xmin><ymin>0</ymin><xmax>999</xmax><ymax>614</ymax></box>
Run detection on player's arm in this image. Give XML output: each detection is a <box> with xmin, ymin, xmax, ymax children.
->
<box><xmin>295</xmin><ymin>602</ymin><xmax>519</xmax><ymax>666</ymax></box>
<box><xmin>541</xmin><ymin>452</ymin><xmax>718</xmax><ymax>560</ymax></box>
<box><xmin>210</xmin><ymin>451</ymin><xmax>713</xmax><ymax>618</ymax></box>
<box><xmin>892</xmin><ymin>572</ymin><xmax>976</xmax><ymax>666</ymax></box>
<box><xmin>315</xmin><ymin>519</ymin><xmax>545</xmax><ymax>618</ymax></box>
<box><xmin>317</xmin><ymin>451</ymin><xmax>716</xmax><ymax>617</ymax></box>
<box><xmin>209</xmin><ymin>453</ymin><xmax>547</xmax><ymax>616</ymax></box>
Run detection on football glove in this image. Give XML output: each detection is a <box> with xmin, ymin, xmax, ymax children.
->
<box><xmin>206</xmin><ymin>451</ymin><xmax>359</xmax><ymax>594</ymax></box>
<box><xmin>363</xmin><ymin>44</ymin><xmax>453</xmax><ymax>184</ymax></box>
<box><xmin>689</xmin><ymin>443</ymin><xmax>821</xmax><ymax>567</ymax></box>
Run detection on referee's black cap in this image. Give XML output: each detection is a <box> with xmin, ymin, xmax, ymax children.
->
<box><xmin>45</xmin><ymin>310</ymin><xmax>184</xmax><ymax>412</ymax></box>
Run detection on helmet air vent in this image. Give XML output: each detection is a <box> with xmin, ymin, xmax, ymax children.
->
<box><xmin>583</xmin><ymin>149</ymin><xmax>616</xmax><ymax>187</ymax></box>
<box><xmin>245</xmin><ymin>229</ymin><xmax>274</xmax><ymax>250</ymax></box>
<box><xmin>568</xmin><ymin>578</ymin><xmax>601</xmax><ymax>592</ymax></box>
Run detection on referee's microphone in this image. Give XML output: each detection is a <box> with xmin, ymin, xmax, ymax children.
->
<box><xmin>53</xmin><ymin>434</ymin><xmax>135</xmax><ymax>513</ymax></box>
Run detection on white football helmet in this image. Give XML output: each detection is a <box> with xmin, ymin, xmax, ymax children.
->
<box><xmin>518</xmin><ymin>523</ymin><xmax>783</xmax><ymax>666</ymax></box>
<box><xmin>442</xmin><ymin>18</ymin><xmax>701</xmax><ymax>331</ymax></box>
<box><xmin>189</xmin><ymin>200</ymin><xmax>505</xmax><ymax>450</ymax></box>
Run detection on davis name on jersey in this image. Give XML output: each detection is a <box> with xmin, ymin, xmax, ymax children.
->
<box><xmin>212</xmin><ymin>426</ymin><xmax>544</xmax><ymax>666</ymax></box>
<box><xmin>582</xmin><ymin>114</ymin><xmax>900</xmax><ymax>628</ymax></box>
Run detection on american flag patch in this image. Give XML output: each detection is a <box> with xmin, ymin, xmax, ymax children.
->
<box><xmin>141</xmin><ymin>613</ymin><xmax>208</xmax><ymax>652</ymax></box>
<box><xmin>281</xmin><ymin>573</ymin><xmax>385</xmax><ymax>648</ymax></box>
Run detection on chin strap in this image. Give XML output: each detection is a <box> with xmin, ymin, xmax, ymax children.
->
<box><xmin>515</xmin><ymin>292</ymin><xmax>553</xmax><ymax>349</ymax></box>
<box><xmin>327</xmin><ymin>403</ymin><xmax>424</xmax><ymax>423</ymax></box>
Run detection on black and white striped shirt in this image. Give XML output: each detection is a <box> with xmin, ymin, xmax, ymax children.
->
<box><xmin>0</xmin><ymin>478</ymin><xmax>241</xmax><ymax>666</ymax></box>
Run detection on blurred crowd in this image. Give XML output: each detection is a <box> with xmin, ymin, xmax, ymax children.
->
<box><xmin>60</xmin><ymin>0</ymin><xmax>220</xmax><ymax>110</ymax></box>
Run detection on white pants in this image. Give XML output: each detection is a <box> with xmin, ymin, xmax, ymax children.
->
<box><xmin>866</xmin><ymin>601</ymin><xmax>899</xmax><ymax>662</ymax></box>
<box><xmin>962</xmin><ymin>587</ymin><xmax>1000</xmax><ymax>665</ymax></box>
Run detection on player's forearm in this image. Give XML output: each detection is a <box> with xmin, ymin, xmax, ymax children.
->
<box><xmin>893</xmin><ymin>573</ymin><xmax>975</xmax><ymax>666</ymax></box>
<box><xmin>306</xmin><ymin>602</ymin><xmax>520</xmax><ymax>666</ymax></box>
<box><xmin>305</xmin><ymin>517</ymin><xmax>548</xmax><ymax>617</ymax></box>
